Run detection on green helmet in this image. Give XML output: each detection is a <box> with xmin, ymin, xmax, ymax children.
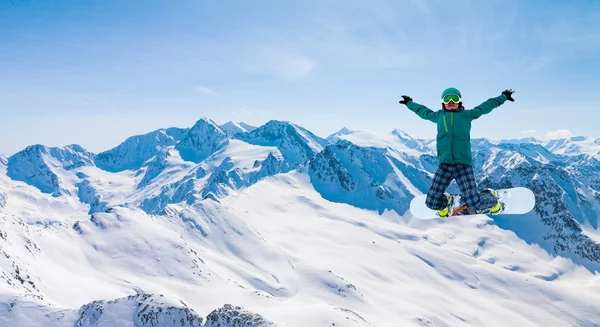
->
<box><xmin>441</xmin><ymin>87</ymin><xmax>462</xmax><ymax>99</ymax></box>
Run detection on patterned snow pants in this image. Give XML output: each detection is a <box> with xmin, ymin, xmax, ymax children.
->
<box><xmin>426</xmin><ymin>163</ymin><xmax>498</xmax><ymax>212</ymax></box>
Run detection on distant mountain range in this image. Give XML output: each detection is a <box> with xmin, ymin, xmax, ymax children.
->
<box><xmin>1</xmin><ymin>118</ymin><xmax>599</xmax><ymax>326</ymax></box>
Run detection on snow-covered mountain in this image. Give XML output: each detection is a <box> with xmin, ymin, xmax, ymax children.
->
<box><xmin>326</xmin><ymin>127</ymin><xmax>355</xmax><ymax>143</ymax></box>
<box><xmin>543</xmin><ymin>136</ymin><xmax>600</xmax><ymax>159</ymax></box>
<box><xmin>219</xmin><ymin>121</ymin><xmax>257</xmax><ymax>136</ymax></box>
<box><xmin>176</xmin><ymin>118</ymin><xmax>228</xmax><ymax>163</ymax></box>
<box><xmin>137</xmin><ymin>148</ymin><xmax>171</xmax><ymax>189</ymax></box>
<box><xmin>470</xmin><ymin>144</ymin><xmax>600</xmax><ymax>263</ymax></box>
<box><xmin>391</xmin><ymin>128</ymin><xmax>433</xmax><ymax>153</ymax></box>
<box><xmin>96</xmin><ymin>127</ymin><xmax>188</xmax><ymax>172</ymax></box>
<box><xmin>139</xmin><ymin>120</ymin><xmax>327</xmax><ymax>215</ymax></box>
<box><xmin>499</xmin><ymin>137</ymin><xmax>543</xmax><ymax>145</ymax></box>
<box><xmin>1</xmin><ymin>120</ymin><xmax>600</xmax><ymax>326</ymax></box>
<box><xmin>309</xmin><ymin>140</ymin><xmax>430</xmax><ymax>216</ymax></box>
<box><xmin>7</xmin><ymin>144</ymin><xmax>95</xmax><ymax>196</ymax></box>
<box><xmin>236</xmin><ymin>120</ymin><xmax>328</xmax><ymax>166</ymax></box>
<box><xmin>0</xmin><ymin>153</ymin><xmax>7</xmax><ymax>166</ymax></box>
<box><xmin>496</xmin><ymin>135</ymin><xmax>600</xmax><ymax>159</ymax></box>
<box><xmin>327</xmin><ymin>127</ymin><xmax>430</xmax><ymax>155</ymax></box>
<box><xmin>138</xmin><ymin>138</ymin><xmax>282</xmax><ymax>214</ymax></box>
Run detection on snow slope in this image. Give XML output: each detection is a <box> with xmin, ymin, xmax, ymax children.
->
<box><xmin>2</xmin><ymin>167</ymin><xmax>600</xmax><ymax>326</ymax></box>
<box><xmin>222</xmin><ymin>172</ymin><xmax>600</xmax><ymax>326</ymax></box>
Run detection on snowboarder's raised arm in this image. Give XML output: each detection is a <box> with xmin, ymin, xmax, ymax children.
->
<box><xmin>399</xmin><ymin>95</ymin><xmax>440</xmax><ymax>123</ymax></box>
<box><xmin>466</xmin><ymin>89</ymin><xmax>515</xmax><ymax>120</ymax></box>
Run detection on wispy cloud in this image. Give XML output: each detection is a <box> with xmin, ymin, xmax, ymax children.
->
<box><xmin>527</xmin><ymin>55</ymin><xmax>553</xmax><ymax>72</ymax></box>
<box><xmin>407</xmin><ymin>0</ymin><xmax>433</xmax><ymax>17</ymax></box>
<box><xmin>534</xmin><ymin>19</ymin><xmax>600</xmax><ymax>51</ymax></box>
<box><xmin>231</xmin><ymin>107</ymin><xmax>273</xmax><ymax>116</ymax></box>
<box><xmin>304</xmin><ymin>17</ymin><xmax>416</xmax><ymax>69</ymax></box>
<box><xmin>319</xmin><ymin>29</ymin><xmax>413</xmax><ymax>69</ymax></box>
<box><xmin>521</xmin><ymin>129</ymin><xmax>536</xmax><ymax>134</ymax></box>
<box><xmin>530</xmin><ymin>9</ymin><xmax>600</xmax><ymax>66</ymax></box>
<box><xmin>194</xmin><ymin>85</ymin><xmax>218</xmax><ymax>95</ymax></box>
<box><xmin>248</xmin><ymin>46</ymin><xmax>316</xmax><ymax>81</ymax></box>
<box><xmin>545</xmin><ymin>129</ymin><xmax>573</xmax><ymax>140</ymax></box>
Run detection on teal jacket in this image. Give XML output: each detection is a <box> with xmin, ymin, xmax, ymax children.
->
<box><xmin>406</xmin><ymin>94</ymin><xmax>508</xmax><ymax>166</ymax></box>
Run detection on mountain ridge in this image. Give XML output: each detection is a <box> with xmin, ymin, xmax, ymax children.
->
<box><xmin>1</xmin><ymin>119</ymin><xmax>599</xmax><ymax>326</ymax></box>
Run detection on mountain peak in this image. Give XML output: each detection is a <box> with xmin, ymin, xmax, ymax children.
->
<box><xmin>326</xmin><ymin>127</ymin><xmax>354</xmax><ymax>141</ymax></box>
<box><xmin>189</xmin><ymin>118</ymin><xmax>224</xmax><ymax>133</ymax></box>
<box><xmin>325</xmin><ymin>127</ymin><xmax>356</xmax><ymax>145</ymax></box>
<box><xmin>196</xmin><ymin>117</ymin><xmax>222</xmax><ymax>129</ymax></box>
<box><xmin>261</xmin><ymin>119</ymin><xmax>290</xmax><ymax>129</ymax></box>
<box><xmin>96</xmin><ymin>127</ymin><xmax>187</xmax><ymax>172</ymax></box>
<box><xmin>500</xmin><ymin>137</ymin><xmax>543</xmax><ymax>145</ymax></box>
<box><xmin>176</xmin><ymin>118</ymin><xmax>228</xmax><ymax>163</ymax></box>
<box><xmin>240</xmin><ymin>120</ymin><xmax>323</xmax><ymax>143</ymax></box>
<box><xmin>219</xmin><ymin>121</ymin><xmax>256</xmax><ymax>136</ymax></box>
<box><xmin>391</xmin><ymin>129</ymin><xmax>415</xmax><ymax>140</ymax></box>
<box><xmin>335</xmin><ymin>127</ymin><xmax>354</xmax><ymax>135</ymax></box>
<box><xmin>236</xmin><ymin>120</ymin><xmax>328</xmax><ymax>165</ymax></box>
<box><xmin>221</xmin><ymin>120</ymin><xmax>243</xmax><ymax>128</ymax></box>
<box><xmin>7</xmin><ymin>144</ymin><xmax>95</xmax><ymax>196</ymax></box>
<box><xmin>11</xmin><ymin>144</ymin><xmax>96</xmax><ymax>170</ymax></box>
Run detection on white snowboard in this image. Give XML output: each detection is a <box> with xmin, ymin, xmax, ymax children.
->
<box><xmin>410</xmin><ymin>187</ymin><xmax>535</xmax><ymax>220</ymax></box>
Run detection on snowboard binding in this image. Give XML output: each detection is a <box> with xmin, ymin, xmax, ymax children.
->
<box><xmin>480</xmin><ymin>188</ymin><xmax>504</xmax><ymax>215</ymax></box>
<box><xmin>436</xmin><ymin>193</ymin><xmax>453</xmax><ymax>218</ymax></box>
<box><xmin>436</xmin><ymin>189</ymin><xmax>505</xmax><ymax>217</ymax></box>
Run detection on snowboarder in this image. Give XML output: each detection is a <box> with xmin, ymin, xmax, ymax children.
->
<box><xmin>399</xmin><ymin>88</ymin><xmax>515</xmax><ymax>217</ymax></box>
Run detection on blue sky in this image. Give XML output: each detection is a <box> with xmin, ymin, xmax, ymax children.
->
<box><xmin>1</xmin><ymin>0</ymin><xmax>599</xmax><ymax>154</ymax></box>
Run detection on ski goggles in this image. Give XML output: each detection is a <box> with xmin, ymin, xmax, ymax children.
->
<box><xmin>441</xmin><ymin>94</ymin><xmax>462</xmax><ymax>104</ymax></box>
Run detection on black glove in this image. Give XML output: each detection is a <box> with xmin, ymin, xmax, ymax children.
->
<box><xmin>399</xmin><ymin>95</ymin><xmax>412</xmax><ymax>105</ymax></box>
<box><xmin>502</xmin><ymin>89</ymin><xmax>515</xmax><ymax>102</ymax></box>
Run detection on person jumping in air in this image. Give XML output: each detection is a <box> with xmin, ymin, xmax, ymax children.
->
<box><xmin>399</xmin><ymin>88</ymin><xmax>515</xmax><ymax>217</ymax></box>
